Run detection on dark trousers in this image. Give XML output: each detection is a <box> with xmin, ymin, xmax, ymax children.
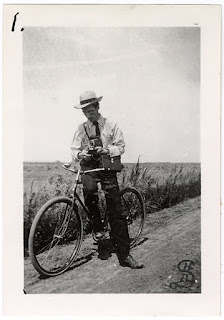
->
<box><xmin>81</xmin><ymin>160</ymin><xmax>130</xmax><ymax>260</ymax></box>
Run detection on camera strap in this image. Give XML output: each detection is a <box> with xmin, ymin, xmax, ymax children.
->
<box><xmin>83</xmin><ymin>123</ymin><xmax>90</xmax><ymax>140</ymax></box>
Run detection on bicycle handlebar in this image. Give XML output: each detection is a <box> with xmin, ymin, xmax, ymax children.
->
<box><xmin>62</xmin><ymin>164</ymin><xmax>78</xmax><ymax>173</ymax></box>
<box><xmin>62</xmin><ymin>164</ymin><xmax>106</xmax><ymax>174</ymax></box>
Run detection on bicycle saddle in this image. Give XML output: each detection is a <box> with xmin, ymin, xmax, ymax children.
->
<box><xmin>63</xmin><ymin>163</ymin><xmax>71</xmax><ymax>169</ymax></box>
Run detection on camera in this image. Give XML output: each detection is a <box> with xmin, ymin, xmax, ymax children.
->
<box><xmin>88</xmin><ymin>136</ymin><xmax>103</xmax><ymax>155</ymax></box>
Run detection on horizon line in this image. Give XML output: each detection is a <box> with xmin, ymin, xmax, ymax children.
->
<box><xmin>23</xmin><ymin>160</ymin><xmax>201</xmax><ymax>164</ymax></box>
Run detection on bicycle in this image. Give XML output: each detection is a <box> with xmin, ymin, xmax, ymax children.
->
<box><xmin>28</xmin><ymin>164</ymin><xmax>146</xmax><ymax>277</ymax></box>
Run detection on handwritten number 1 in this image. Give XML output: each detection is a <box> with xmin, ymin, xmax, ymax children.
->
<box><xmin>11</xmin><ymin>12</ymin><xmax>24</xmax><ymax>32</ymax></box>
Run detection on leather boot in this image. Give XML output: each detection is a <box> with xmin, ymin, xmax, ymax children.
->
<box><xmin>120</xmin><ymin>254</ymin><xmax>144</xmax><ymax>269</ymax></box>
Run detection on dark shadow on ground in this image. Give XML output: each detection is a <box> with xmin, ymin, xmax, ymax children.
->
<box><xmin>36</xmin><ymin>237</ymin><xmax>148</xmax><ymax>280</ymax></box>
<box><xmin>134</xmin><ymin>237</ymin><xmax>148</xmax><ymax>247</ymax></box>
<box><xmin>38</xmin><ymin>250</ymin><xmax>96</xmax><ymax>279</ymax></box>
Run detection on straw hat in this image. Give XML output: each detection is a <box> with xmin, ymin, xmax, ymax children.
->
<box><xmin>74</xmin><ymin>91</ymin><xmax>103</xmax><ymax>109</ymax></box>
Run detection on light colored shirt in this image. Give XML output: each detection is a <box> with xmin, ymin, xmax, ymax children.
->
<box><xmin>71</xmin><ymin>115</ymin><xmax>125</xmax><ymax>161</ymax></box>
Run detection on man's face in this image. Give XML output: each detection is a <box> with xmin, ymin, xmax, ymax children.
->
<box><xmin>82</xmin><ymin>104</ymin><xmax>99</xmax><ymax>122</ymax></box>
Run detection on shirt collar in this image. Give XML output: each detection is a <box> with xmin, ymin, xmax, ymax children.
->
<box><xmin>86</xmin><ymin>114</ymin><xmax>105</xmax><ymax>127</ymax></box>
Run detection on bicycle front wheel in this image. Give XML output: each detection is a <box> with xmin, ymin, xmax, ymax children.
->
<box><xmin>120</xmin><ymin>187</ymin><xmax>145</xmax><ymax>248</ymax></box>
<box><xmin>28</xmin><ymin>196</ymin><xmax>83</xmax><ymax>277</ymax></box>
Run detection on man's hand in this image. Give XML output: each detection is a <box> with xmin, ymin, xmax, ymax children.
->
<box><xmin>78</xmin><ymin>150</ymin><xmax>92</xmax><ymax>161</ymax></box>
<box><xmin>95</xmin><ymin>147</ymin><xmax>109</xmax><ymax>155</ymax></box>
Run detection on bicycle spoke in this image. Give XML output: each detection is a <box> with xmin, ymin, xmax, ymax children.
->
<box><xmin>41</xmin><ymin>238</ymin><xmax>61</xmax><ymax>268</ymax></box>
<box><xmin>29</xmin><ymin>197</ymin><xmax>83</xmax><ymax>276</ymax></box>
<box><xmin>54</xmin><ymin>204</ymin><xmax>70</xmax><ymax>236</ymax></box>
<box><xmin>36</xmin><ymin>239</ymin><xmax>54</xmax><ymax>255</ymax></box>
<box><xmin>120</xmin><ymin>188</ymin><xmax>145</xmax><ymax>248</ymax></box>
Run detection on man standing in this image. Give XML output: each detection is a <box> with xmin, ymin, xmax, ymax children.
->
<box><xmin>71</xmin><ymin>90</ymin><xmax>143</xmax><ymax>269</ymax></box>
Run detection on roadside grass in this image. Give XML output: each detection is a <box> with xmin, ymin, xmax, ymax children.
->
<box><xmin>24</xmin><ymin>161</ymin><xmax>201</xmax><ymax>255</ymax></box>
<box><xmin>119</xmin><ymin>159</ymin><xmax>201</xmax><ymax>213</ymax></box>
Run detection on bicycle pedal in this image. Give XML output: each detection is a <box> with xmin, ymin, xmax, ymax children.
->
<box><xmin>103</xmin><ymin>233</ymin><xmax>110</xmax><ymax>240</ymax></box>
<box><xmin>93</xmin><ymin>231</ymin><xmax>105</xmax><ymax>240</ymax></box>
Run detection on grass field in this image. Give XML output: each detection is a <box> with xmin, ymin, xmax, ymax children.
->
<box><xmin>24</xmin><ymin>161</ymin><xmax>201</xmax><ymax>255</ymax></box>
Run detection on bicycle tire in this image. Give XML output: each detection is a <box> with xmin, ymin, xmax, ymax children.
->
<box><xmin>120</xmin><ymin>187</ymin><xmax>145</xmax><ymax>248</ymax></box>
<box><xmin>28</xmin><ymin>196</ymin><xmax>83</xmax><ymax>277</ymax></box>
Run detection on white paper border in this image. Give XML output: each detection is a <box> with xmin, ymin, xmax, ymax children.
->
<box><xmin>2</xmin><ymin>4</ymin><xmax>221</xmax><ymax>317</ymax></box>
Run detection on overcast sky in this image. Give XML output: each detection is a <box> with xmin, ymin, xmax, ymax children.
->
<box><xmin>23</xmin><ymin>27</ymin><xmax>200</xmax><ymax>163</ymax></box>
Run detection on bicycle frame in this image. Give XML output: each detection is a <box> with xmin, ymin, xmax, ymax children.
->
<box><xmin>28</xmin><ymin>164</ymin><xmax>145</xmax><ymax>277</ymax></box>
<box><xmin>63</xmin><ymin>165</ymin><xmax>107</xmax><ymax>221</ymax></box>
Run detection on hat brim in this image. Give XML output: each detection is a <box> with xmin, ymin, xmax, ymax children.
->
<box><xmin>74</xmin><ymin>96</ymin><xmax>103</xmax><ymax>109</ymax></box>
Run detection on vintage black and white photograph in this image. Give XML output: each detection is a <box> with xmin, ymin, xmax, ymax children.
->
<box><xmin>3</xmin><ymin>4</ymin><xmax>221</xmax><ymax>316</ymax></box>
<box><xmin>23</xmin><ymin>25</ymin><xmax>201</xmax><ymax>294</ymax></box>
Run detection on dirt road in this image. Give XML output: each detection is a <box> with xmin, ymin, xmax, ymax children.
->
<box><xmin>24</xmin><ymin>196</ymin><xmax>201</xmax><ymax>294</ymax></box>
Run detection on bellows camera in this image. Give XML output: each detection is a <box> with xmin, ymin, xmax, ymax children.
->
<box><xmin>88</xmin><ymin>136</ymin><xmax>103</xmax><ymax>154</ymax></box>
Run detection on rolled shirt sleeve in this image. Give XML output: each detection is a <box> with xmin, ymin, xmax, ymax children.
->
<box><xmin>71</xmin><ymin>126</ymin><xmax>83</xmax><ymax>162</ymax></box>
<box><xmin>107</xmin><ymin>122</ymin><xmax>125</xmax><ymax>157</ymax></box>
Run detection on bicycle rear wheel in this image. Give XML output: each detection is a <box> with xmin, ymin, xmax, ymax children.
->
<box><xmin>28</xmin><ymin>196</ymin><xmax>83</xmax><ymax>277</ymax></box>
<box><xmin>120</xmin><ymin>187</ymin><xmax>145</xmax><ymax>248</ymax></box>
